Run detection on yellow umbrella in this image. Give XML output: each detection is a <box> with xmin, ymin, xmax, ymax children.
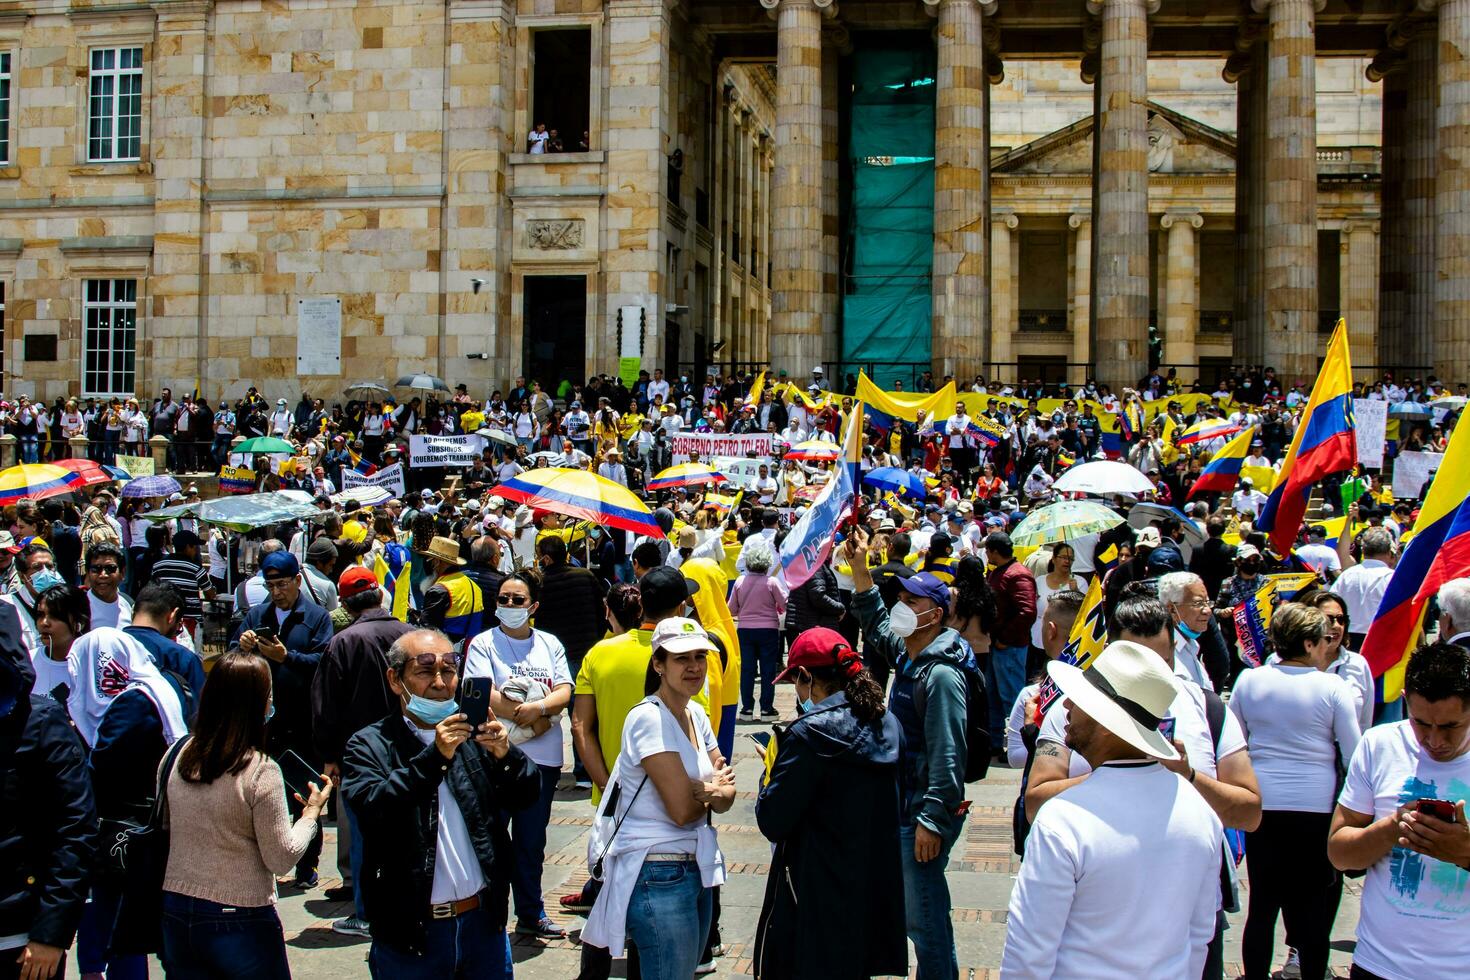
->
<box><xmin>647</xmin><ymin>463</ymin><xmax>728</xmax><ymax>491</ymax></box>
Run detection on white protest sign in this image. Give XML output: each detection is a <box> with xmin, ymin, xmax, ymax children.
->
<box><xmin>1393</xmin><ymin>450</ymin><xmax>1443</xmax><ymax>500</ymax></box>
<box><xmin>669</xmin><ymin>431</ymin><xmax>775</xmax><ymax>459</ymax></box>
<box><xmin>1352</xmin><ymin>398</ymin><xmax>1387</xmax><ymax>469</ymax></box>
<box><xmin>408</xmin><ymin>433</ymin><xmax>483</xmax><ymax>468</ymax></box>
<box><xmin>342</xmin><ymin>461</ymin><xmax>406</xmax><ymax>497</ymax></box>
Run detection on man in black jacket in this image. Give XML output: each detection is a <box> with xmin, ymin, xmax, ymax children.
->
<box><xmin>342</xmin><ymin>628</ymin><xmax>539</xmax><ymax>979</ymax></box>
<box><xmin>534</xmin><ymin>535</ymin><xmax>606</xmax><ymax>787</ymax></box>
<box><xmin>312</xmin><ymin>567</ymin><xmax>413</xmax><ymax>933</ymax></box>
<box><xmin>0</xmin><ymin>601</ymin><xmax>98</xmax><ymax>980</ymax></box>
<box><xmin>784</xmin><ymin>561</ymin><xmax>846</xmax><ymax>652</ymax></box>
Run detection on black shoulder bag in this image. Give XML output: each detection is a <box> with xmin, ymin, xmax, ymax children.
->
<box><xmin>108</xmin><ymin>735</ymin><xmax>191</xmax><ymax>956</ymax></box>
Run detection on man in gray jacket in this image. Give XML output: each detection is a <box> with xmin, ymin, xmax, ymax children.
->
<box><xmin>845</xmin><ymin>527</ymin><xmax>973</xmax><ymax>980</ymax></box>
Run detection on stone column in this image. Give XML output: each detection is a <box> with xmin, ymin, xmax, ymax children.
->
<box><xmin>1069</xmin><ymin>213</ymin><xmax>1092</xmax><ymax>383</ymax></box>
<box><xmin>1340</xmin><ymin>222</ymin><xmax>1380</xmax><ymax>360</ymax></box>
<box><xmin>149</xmin><ymin>5</ymin><xmax>209</xmax><ymax>394</ymax></box>
<box><xmin>1375</xmin><ymin>52</ymin><xmax>1407</xmax><ymax>370</ymax></box>
<box><xmin>1255</xmin><ymin>0</ymin><xmax>1322</xmax><ymax>379</ymax></box>
<box><xmin>931</xmin><ymin>0</ymin><xmax>989</xmax><ymax>381</ymax></box>
<box><xmin>1088</xmin><ymin>0</ymin><xmax>1155</xmax><ymax>389</ymax></box>
<box><xmin>709</xmin><ymin>81</ymin><xmax>728</xmax><ymax>362</ymax></box>
<box><xmin>445</xmin><ymin>0</ymin><xmax>514</xmax><ymax>387</ymax></box>
<box><xmin>766</xmin><ymin>0</ymin><xmax>827</xmax><ymax>375</ymax></box>
<box><xmin>821</xmin><ymin>36</ymin><xmax>842</xmax><ymax>370</ymax></box>
<box><xmin>604</xmin><ymin>0</ymin><xmax>673</xmax><ymax>373</ymax></box>
<box><xmin>990</xmin><ymin>213</ymin><xmax>1018</xmax><ymax>369</ymax></box>
<box><xmin>1427</xmin><ymin>0</ymin><xmax>1470</xmax><ymax>381</ymax></box>
<box><xmin>756</xmin><ymin>137</ymin><xmax>772</xmax><ymax>355</ymax></box>
<box><xmin>1228</xmin><ymin>43</ymin><xmax>1267</xmax><ymax>367</ymax></box>
<box><xmin>1402</xmin><ymin>28</ymin><xmax>1438</xmax><ymax>371</ymax></box>
<box><xmin>1161</xmin><ymin>212</ymin><xmax>1203</xmax><ymax>370</ymax></box>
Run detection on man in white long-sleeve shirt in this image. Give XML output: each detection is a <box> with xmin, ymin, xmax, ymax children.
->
<box><xmin>1003</xmin><ymin>640</ymin><xmax>1223</xmax><ymax>980</ymax></box>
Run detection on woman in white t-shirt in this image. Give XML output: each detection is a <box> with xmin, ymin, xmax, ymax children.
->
<box><xmin>582</xmin><ymin>618</ymin><xmax>733</xmax><ymax>979</ymax></box>
<box><xmin>512</xmin><ymin>400</ymin><xmax>539</xmax><ymax>449</ymax></box>
<box><xmin>462</xmin><ymin>570</ymin><xmax>572</xmax><ymax>939</ymax></box>
<box><xmin>1030</xmin><ymin>543</ymin><xmax>1084</xmax><ymax>651</ymax></box>
<box><xmin>1229</xmin><ymin>603</ymin><xmax>1362</xmax><ymax>980</ymax></box>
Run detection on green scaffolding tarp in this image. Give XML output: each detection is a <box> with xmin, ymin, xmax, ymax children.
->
<box><xmin>840</xmin><ymin>44</ymin><xmax>936</xmax><ymax>375</ymax></box>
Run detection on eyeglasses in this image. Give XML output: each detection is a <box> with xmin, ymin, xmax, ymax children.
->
<box><xmin>1180</xmin><ymin>599</ymin><xmax>1212</xmax><ymax>611</ymax></box>
<box><xmin>1322</xmin><ymin>613</ymin><xmax>1346</xmax><ymax>624</ymax></box>
<box><xmin>87</xmin><ymin>565</ymin><xmax>120</xmax><ymax>575</ymax></box>
<box><xmin>497</xmin><ymin>594</ymin><xmax>530</xmax><ymax>606</ymax></box>
<box><xmin>263</xmin><ymin>577</ymin><xmax>296</xmax><ymax>590</ymax></box>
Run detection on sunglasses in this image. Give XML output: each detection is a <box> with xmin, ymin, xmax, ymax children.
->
<box><xmin>497</xmin><ymin>594</ymin><xmax>530</xmax><ymax>607</ymax></box>
<box><xmin>1322</xmin><ymin>613</ymin><xmax>1346</xmax><ymax>624</ymax></box>
<box><xmin>87</xmin><ymin>564</ymin><xmax>121</xmax><ymax>575</ymax></box>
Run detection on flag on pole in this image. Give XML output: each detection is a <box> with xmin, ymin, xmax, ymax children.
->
<box><xmin>373</xmin><ymin>540</ymin><xmax>413</xmax><ymax>622</ymax></box>
<box><xmin>1036</xmin><ymin>575</ymin><xmax>1107</xmax><ymax>715</ymax></box>
<box><xmin>747</xmin><ymin>370</ymin><xmax>766</xmax><ymax>407</ymax></box>
<box><xmin>965</xmin><ymin>415</ymin><xmax>1006</xmax><ymax>447</ymax></box>
<box><xmin>1361</xmin><ymin>416</ymin><xmax>1470</xmax><ymax>700</ymax></box>
<box><xmin>1257</xmin><ymin>319</ymin><xmax>1357</xmax><ymax>554</ymax></box>
<box><xmin>1233</xmin><ymin>580</ymin><xmax>1278</xmax><ymax>668</ymax></box>
<box><xmin>1186</xmin><ymin>427</ymin><xmax>1256</xmax><ymax>500</ymax></box>
<box><xmin>779</xmin><ymin>403</ymin><xmax>862</xmax><ymax>590</ymax></box>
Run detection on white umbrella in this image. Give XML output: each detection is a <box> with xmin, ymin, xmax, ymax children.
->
<box><xmin>1051</xmin><ymin>460</ymin><xmax>1155</xmax><ymax>496</ymax></box>
<box><xmin>478</xmin><ymin>427</ymin><xmax>519</xmax><ymax>450</ymax></box>
<box><xmin>395</xmin><ymin>373</ymin><xmax>451</xmax><ymax>394</ymax></box>
<box><xmin>332</xmin><ymin>485</ymin><xmax>394</xmax><ymax>507</ymax></box>
<box><xmin>344</xmin><ymin>381</ymin><xmax>391</xmax><ymax>401</ymax></box>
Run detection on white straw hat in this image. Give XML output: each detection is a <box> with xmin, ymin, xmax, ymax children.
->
<box><xmin>1045</xmin><ymin>640</ymin><xmax>1183</xmax><ymax>761</ymax></box>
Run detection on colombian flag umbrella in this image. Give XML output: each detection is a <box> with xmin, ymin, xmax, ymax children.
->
<box><xmin>495</xmin><ymin>468</ymin><xmax>662</xmax><ymax>537</ymax></box>
<box><xmin>1176</xmin><ymin>417</ymin><xmax>1244</xmax><ymax>446</ymax></box>
<box><xmin>647</xmin><ymin>463</ymin><xmax>728</xmax><ymax>491</ymax></box>
<box><xmin>54</xmin><ymin>458</ymin><xmax>129</xmax><ymax>488</ymax></box>
<box><xmin>0</xmin><ymin>463</ymin><xmax>85</xmax><ymax>504</ymax></box>
<box><xmin>783</xmin><ymin>439</ymin><xmax>841</xmax><ymax>462</ymax></box>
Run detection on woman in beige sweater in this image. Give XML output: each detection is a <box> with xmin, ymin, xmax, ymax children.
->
<box><xmin>161</xmin><ymin>652</ymin><xmax>333</xmax><ymax>979</ymax></box>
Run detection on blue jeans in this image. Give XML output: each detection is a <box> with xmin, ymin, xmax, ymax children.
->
<box><xmin>341</xmin><ymin>795</ymin><xmax>366</xmax><ymax>920</ymax></box>
<box><xmin>738</xmin><ymin>627</ymin><xmax>783</xmax><ymax>714</ymax></box>
<box><xmin>77</xmin><ymin>880</ymin><xmax>148</xmax><ymax>979</ymax></box>
<box><xmin>367</xmin><ymin>902</ymin><xmax>512</xmax><ymax>980</ymax></box>
<box><xmin>986</xmin><ymin>645</ymin><xmax>1028</xmax><ymax>737</ymax></box>
<box><xmin>504</xmin><ymin>764</ymin><xmax>561</xmax><ymax>923</ymax></box>
<box><xmin>212</xmin><ymin>433</ymin><xmax>234</xmax><ymax>466</ymax></box>
<box><xmin>900</xmin><ymin>824</ymin><xmax>959</xmax><ymax>980</ymax></box>
<box><xmin>625</xmin><ymin>860</ymin><xmax>712</xmax><ymax>980</ymax></box>
<box><xmin>20</xmin><ymin>435</ymin><xmax>37</xmax><ymax>464</ymax></box>
<box><xmin>160</xmin><ymin>892</ymin><xmax>291</xmax><ymax>980</ymax></box>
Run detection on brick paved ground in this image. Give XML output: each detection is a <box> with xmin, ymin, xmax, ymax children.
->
<box><xmin>99</xmin><ymin>689</ymin><xmax>1363</xmax><ymax>978</ymax></box>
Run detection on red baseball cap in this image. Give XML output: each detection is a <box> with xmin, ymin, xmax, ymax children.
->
<box><xmin>338</xmin><ymin>565</ymin><xmax>379</xmax><ymax>600</ymax></box>
<box><xmin>774</xmin><ymin>627</ymin><xmax>863</xmax><ymax>683</ymax></box>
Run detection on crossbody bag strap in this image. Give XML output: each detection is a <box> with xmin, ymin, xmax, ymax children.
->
<box><xmin>155</xmin><ymin>735</ymin><xmax>191</xmax><ymax>829</ymax></box>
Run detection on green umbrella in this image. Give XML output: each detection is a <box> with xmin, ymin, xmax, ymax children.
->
<box><xmin>145</xmin><ymin>490</ymin><xmax>324</xmax><ymax>533</ymax></box>
<box><xmin>1010</xmin><ymin>500</ymin><xmax>1124</xmax><ymax>548</ymax></box>
<box><xmin>235</xmin><ymin>436</ymin><xmax>295</xmax><ymax>455</ymax></box>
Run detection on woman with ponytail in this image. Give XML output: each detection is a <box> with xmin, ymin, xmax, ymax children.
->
<box><xmin>752</xmin><ymin>627</ymin><xmax>906</xmax><ymax>980</ymax></box>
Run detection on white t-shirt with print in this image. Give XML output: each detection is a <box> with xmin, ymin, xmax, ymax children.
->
<box><xmin>463</xmin><ymin>627</ymin><xmax>572</xmax><ymax>768</ymax></box>
<box><xmin>1337</xmin><ymin>722</ymin><xmax>1470</xmax><ymax>980</ymax></box>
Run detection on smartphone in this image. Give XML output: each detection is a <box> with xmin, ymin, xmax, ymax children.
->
<box><xmin>277</xmin><ymin>750</ymin><xmax>325</xmax><ymax>798</ymax></box>
<box><xmin>460</xmin><ymin>677</ymin><xmax>493</xmax><ymax>732</ymax></box>
<box><xmin>745</xmin><ymin>730</ymin><xmax>773</xmax><ymax>752</ymax></box>
<box><xmin>1157</xmin><ymin>717</ymin><xmax>1177</xmax><ymax>743</ymax></box>
<box><xmin>253</xmin><ymin>623</ymin><xmax>277</xmax><ymax>642</ymax></box>
<box><xmin>1416</xmin><ymin>798</ymin><xmax>1457</xmax><ymax>821</ymax></box>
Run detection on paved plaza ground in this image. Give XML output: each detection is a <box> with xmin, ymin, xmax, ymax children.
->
<box><xmin>107</xmin><ymin>690</ymin><xmax>1365</xmax><ymax>979</ymax></box>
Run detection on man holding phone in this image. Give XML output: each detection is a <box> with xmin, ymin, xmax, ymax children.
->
<box><xmin>1329</xmin><ymin>641</ymin><xmax>1470</xmax><ymax>980</ymax></box>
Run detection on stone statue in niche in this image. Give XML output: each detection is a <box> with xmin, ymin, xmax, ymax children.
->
<box><xmin>1147</xmin><ymin>116</ymin><xmax>1177</xmax><ymax>173</ymax></box>
<box><xmin>526</xmin><ymin>219</ymin><xmax>584</xmax><ymax>250</ymax></box>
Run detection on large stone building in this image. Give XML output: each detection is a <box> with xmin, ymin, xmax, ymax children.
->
<box><xmin>0</xmin><ymin>0</ymin><xmax>1452</xmax><ymax>404</ymax></box>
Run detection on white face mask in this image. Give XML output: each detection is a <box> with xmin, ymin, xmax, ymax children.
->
<box><xmin>889</xmin><ymin>601</ymin><xmax>920</xmax><ymax>638</ymax></box>
<box><xmin>498</xmin><ymin>606</ymin><xmax>531</xmax><ymax>630</ymax></box>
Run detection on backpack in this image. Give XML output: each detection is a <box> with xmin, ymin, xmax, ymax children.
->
<box><xmin>912</xmin><ymin>656</ymin><xmax>991</xmax><ymax>783</ymax></box>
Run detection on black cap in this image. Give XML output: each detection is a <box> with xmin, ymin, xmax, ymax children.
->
<box><xmin>639</xmin><ymin>565</ymin><xmax>699</xmax><ymax>614</ymax></box>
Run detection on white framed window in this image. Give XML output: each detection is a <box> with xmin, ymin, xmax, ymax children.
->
<box><xmin>87</xmin><ymin>47</ymin><xmax>143</xmax><ymax>162</ymax></box>
<box><xmin>83</xmin><ymin>278</ymin><xmax>138</xmax><ymax>397</ymax></box>
<box><xmin>0</xmin><ymin>53</ymin><xmax>10</xmax><ymax>165</ymax></box>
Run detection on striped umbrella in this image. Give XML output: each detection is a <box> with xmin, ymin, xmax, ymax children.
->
<box><xmin>494</xmin><ymin>468</ymin><xmax>662</xmax><ymax>537</ymax></box>
<box><xmin>0</xmin><ymin>463</ymin><xmax>85</xmax><ymax>504</ymax></box>
<box><xmin>120</xmin><ymin>475</ymin><xmax>183</xmax><ymax>499</ymax></box>
<box><xmin>783</xmin><ymin>439</ymin><xmax>841</xmax><ymax>462</ymax></box>
<box><xmin>1176</xmin><ymin>418</ymin><xmax>1244</xmax><ymax>446</ymax></box>
<box><xmin>53</xmin><ymin>458</ymin><xmax>123</xmax><ymax>489</ymax></box>
<box><xmin>647</xmin><ymin>463</ymin><xmax>728</xmax><ymax>491</ymax></box>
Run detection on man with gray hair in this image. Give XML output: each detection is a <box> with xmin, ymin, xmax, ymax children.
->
<box><xmin>1437</xmin><ymin>577</ymin><xmax>1470</xmax><ymax>646</ymax></box>
<box><xmin>1158</xmin><ymin>571</ymin><xmax>1216</xmax><ymax>691</ymax></box>
<box><xmin>1335</xmin><ymin>527</ymin><xmax>1397</xmax><ymax>651</ymax></box>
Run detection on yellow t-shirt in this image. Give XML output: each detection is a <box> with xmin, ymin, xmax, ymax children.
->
<box><xmin>575</xmin><ymin>628</ymin><xmax>653</xmax><ymax>804</ymax></box>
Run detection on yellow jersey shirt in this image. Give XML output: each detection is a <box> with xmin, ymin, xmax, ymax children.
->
<box><xmin>574</xmin><ymin>628</ymin><xmax>653</xmax><ymax>804</ymax></box>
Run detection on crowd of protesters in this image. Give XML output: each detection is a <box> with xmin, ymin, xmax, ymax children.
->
<box><xmin>2</xmin><ymin>360</ymin><xmax>1469</xmax><ymax>980</ymax></box>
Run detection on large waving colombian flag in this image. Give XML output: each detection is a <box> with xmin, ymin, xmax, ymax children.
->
<box><xmin>1360</xmin><ymin>418</ymin><xmax>1470</xmax><ymax>700</ymax></box>
<box><xmin>1187</xmin><ymin>426</ymin><xmax>1255</xmax><ymax>500</ymax></box>
<box><xmin>1257</xmin><ymin>320</ymin><xmax>1356</xmax><ymax>554</ymax></box>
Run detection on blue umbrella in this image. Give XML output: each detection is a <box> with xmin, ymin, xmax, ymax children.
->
<box><xmin>863</xmin><ymin>466</ymin><xmax>927</xmax><ymax>500</ymax></box>
<box><xmin>120</xmin><ymin>475</ymin><xmax>182</xmax><ymax>499</ymax></box>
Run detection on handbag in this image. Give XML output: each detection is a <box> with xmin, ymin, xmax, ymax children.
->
<box><xmin>107</xmin><ymin>735</ymin><xmax>190</xmax><ymax>957</ymax></box>
<box><xmin>585</xmin><ymin>768</ymin><xmax>647</xmax><ymax>882</ymax></box>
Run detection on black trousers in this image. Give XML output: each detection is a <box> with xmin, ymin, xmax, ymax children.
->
<box><xmin>1242</xmin><ymin>810</ymin><xmax>1337</xmax><ymax>980</ymax></box>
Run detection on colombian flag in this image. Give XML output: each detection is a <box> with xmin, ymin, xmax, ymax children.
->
<box><xmin>373</xmin><ymin>540</ymin><xmax>413</xmax><ymax>622</ymax></box>
<box><xmin>747</xmin><ymin>370</ymin><xmax>766</xmax><ymax>407</ymax></box>
<box><xmin>855</xmin><ymin>372</ymin><xmax>958</xmax><ymax>423</ymax></box>
<box><xmin>965</xmin><ymin>415</ymin><xmax>1006</xmax><ymax>447</ymax></box>
<box><xmin>1257</xmin><ymin>319</ymin><xmax>1357</xmax><ymax>554</ymax></box>
<box><xmin>1360</xmin><ymin>416</ymin><xmax>1470</xmax><ymax>700</ymax></box>
<box><xmin>1187</xmin><ymin>427</ymin><xmax>1255</xmax><ymax>500</ymax></box>
<box><xmin>779</xmin><ymin>404</ymin><xmax>862</xmax><ymax>589</ymax></box>
<box><xmin>1036</xmin><ymin>575</ymin><xmax>1108</xmax><ymax>715</ymax></box>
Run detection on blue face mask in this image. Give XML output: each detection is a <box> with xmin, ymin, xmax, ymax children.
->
<box><xmin>1176</xmin><ymin>619</ymin><xmax>1203</xmax><ymax>641</ymax></box>
<box><xmin>265</xmin><ymin>701</ymin><xmax>275</xmax><ymax>723</ymax></box>
<box><xmin>798</xmin><ymin>696</ymin><xmax>817</xmax><ymax>715</ymax></box>
<box><xmin>404</xmin><ymin>692</ymin><xmax>459</xmax><ymax>726</ymax></box>
<box><xmin>29</xmin><ymin>568</ymin><xmax>64</xmax><ymax>594</ymax></box>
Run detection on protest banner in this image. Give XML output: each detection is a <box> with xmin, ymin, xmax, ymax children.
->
<box><xmin>408</xmin><ymin>434</ymin><xmax>482</xmax><ymax>468</ymax></box>
<box><xmin>669</xmin><ymin>431</ymin><xmax>775</xmax><ymax>459</ymax></box>
<box><xmin>1352</xmin><ymin>398</ymin><xmax>1387</xmax><ymax>469</ymax></box>
<box><xmin>1393</xmin><ymin>450</ymin><xmax>1443</xmax><ymax>500</ymax></box>
<box><xmin>115</xmin><ymin>454</ymin><xmax>154</xmax><ymax>478</ymax></box>
<box><xmin>218</xmin><ymin>466</ymin><xmax>256</xmax><ymax>495</ymax></box>
<box><xmin>343</xmin><ymin>461</ymin><xmax>406</xmax><ymax>496</ymax></box>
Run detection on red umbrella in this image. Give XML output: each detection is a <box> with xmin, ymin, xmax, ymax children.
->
<box><xmin>52</xmin><ymin>458</ymin><xmax>116</xmax><ymax>488</ymax></box>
